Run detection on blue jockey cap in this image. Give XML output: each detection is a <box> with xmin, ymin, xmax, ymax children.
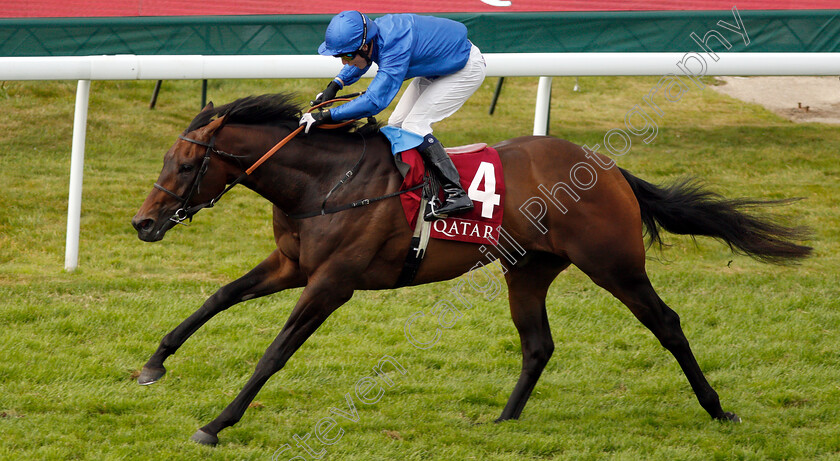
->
<box><xmin>318</xmin><ymin>11</ymin><xmax>379</xmax><ymax>56</ymax></box>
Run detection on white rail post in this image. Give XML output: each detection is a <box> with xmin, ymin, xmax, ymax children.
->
<box><xmin>65</xmin><ymin>79</ymin><xmax>90</xmax><ymax>271</ymax></box>
<box><xmin>533</xmin><ymin>76</ymin><xmax>552</xmax><ymax>136</ymax></box>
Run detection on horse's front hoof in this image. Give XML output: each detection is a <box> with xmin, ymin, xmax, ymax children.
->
<box><xmin>137</xmin><ymin>366</ymin><xmax>166</xmax><ymax>385</ymax></box>
<box><xmin>190</xmin><ymin>429</ymin><xmax>218</xmax><ymax>446</ymax></box>
<box><xmin>719</xmin><ymin>411</ymin><xmax>742</xmax><ymax>423</ymax></box>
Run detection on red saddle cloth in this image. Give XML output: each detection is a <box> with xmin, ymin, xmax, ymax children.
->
<box><xmin>398</xmin><ymin>143</ymin><xmax>505</xmax><ymax>245</ymax></box>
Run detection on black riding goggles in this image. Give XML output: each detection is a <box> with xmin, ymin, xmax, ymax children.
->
<box><xmin>334</xmin><ymin>51</ymin><xmax>358</xmax><ymax>60</ymax></box>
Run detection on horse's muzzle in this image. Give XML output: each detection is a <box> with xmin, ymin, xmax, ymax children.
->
<box><xmin>132</xmin><ymin>214</ymin><xmax>173</xmax><ymax>242</ymax></box>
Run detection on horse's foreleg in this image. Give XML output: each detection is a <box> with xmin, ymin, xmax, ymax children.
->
<box><xmin>137</xmin><ymin>250</ymin><xmax>305</xmax><ymax>385</ymax></box>
<box><xmin>190</xmin><ymin>276</ymin><xmax>353</xmax><ymax>445</ymax></box>
<box><xmin>496</xmin><ymin>254</ymin><xmax>569</xmax><ymax>422</ymax></box>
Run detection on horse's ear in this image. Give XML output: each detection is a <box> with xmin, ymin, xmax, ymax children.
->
<box><xmin>202</xmin><ymin>102</ymin><xmax>214</xmax><ymax>112</ymax></box>
<box><xmin>200</xmin><ymin>114</ymin><xmax>227</xmax><ymax>135</ymax></box>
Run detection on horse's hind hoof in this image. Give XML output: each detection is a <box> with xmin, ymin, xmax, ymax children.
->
<box><xmin>721</xmin><ymin>411</ymin><xmax>742</xmax><ymax>423</ymax></box>
<box><xmin>137</xmin><ymin>366</ymin><xmax>166</xmax><ymax>385</ymax></box>
<box><xmin>190</xmin><ymin>429</ymin><xmax>218</xmax><ymax>446</ymax></box>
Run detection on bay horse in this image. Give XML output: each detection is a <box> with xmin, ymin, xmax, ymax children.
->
<box><xmin>131</xmin><ymin>93</ymin><xmax>811</xmax><ymax>446</ymax></box>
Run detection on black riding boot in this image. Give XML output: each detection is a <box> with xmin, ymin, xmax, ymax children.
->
<box><xmin>419</xmin><ymin>138</ymin><xmax>473</xmax><ymax>221</ymax></box>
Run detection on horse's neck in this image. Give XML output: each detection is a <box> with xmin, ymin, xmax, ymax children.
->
<box><xmin>237</xmin><ymin>127</ymin><xmax>395</xmax><ymax>216</ymax></box>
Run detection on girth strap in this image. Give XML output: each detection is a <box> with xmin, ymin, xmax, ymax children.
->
<box><xmin>394</xmin><ymin>196</ymin><xmax>433</xmax><ymax>288</ymax></box>
<box><xmin>286</xmin><ymin>183</ymin><xmax>424</xmax><ymax>219</ymax></box>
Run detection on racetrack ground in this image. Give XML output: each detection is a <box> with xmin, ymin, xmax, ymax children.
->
<box><xmin>1</xmin><ymin>77</ymin><xmax>839</xmax><ymax>460</ymax></box>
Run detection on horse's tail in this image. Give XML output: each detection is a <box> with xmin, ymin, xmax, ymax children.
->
<box><xmin>618</xmin><ymin>168</ymin><xmax>812</xmax><ymax>264</ymax></box>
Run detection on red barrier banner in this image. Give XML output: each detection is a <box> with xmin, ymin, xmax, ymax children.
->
<box><xmin>3</xmin><ymin>0</ymin><xmax>836</xmax><ymax>18</ymax></box>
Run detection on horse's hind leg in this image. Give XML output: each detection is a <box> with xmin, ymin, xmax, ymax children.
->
<box><xmin>137</xmin><ymin>250</ymin><xmax>306</xmax><ymax>385</ymax></box>
<box><xmin>496</xmin><ymin>252</ymin><xmax>570</xmax><ymax>422</ymax></box>
<box><xmin>578</xmin><ymin>257</ymin><xmax>740</xmax><ymax>423</ymax></box>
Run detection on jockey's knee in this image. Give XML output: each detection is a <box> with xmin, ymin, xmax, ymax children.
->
<box><xmin>400</xmin><ymin>120</ymin><xmax>433</xmax><ymax>137</ymax></box>
<box><xmin>386</xmin><ymin>116</ymin><xmax>403</xmax><ymax>129</ymax></box>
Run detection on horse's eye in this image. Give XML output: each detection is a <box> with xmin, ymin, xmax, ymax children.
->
<box><xmin>178</xmin><ymin>164</ymin><xmax>195</xmax><ymax>174</ymax></box>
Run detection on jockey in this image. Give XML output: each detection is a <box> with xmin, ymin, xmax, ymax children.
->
<box><xmin>300</xmin><ymin>10</ymin><xmax>487</xmax><ymax>221</ymax></box>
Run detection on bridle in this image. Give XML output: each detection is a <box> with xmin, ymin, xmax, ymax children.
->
<box><xmin>153</xmin><ymin>98</ymin><xmax>424</xmax><ymax>225</ymax></box>
<box><xmin>153</xmin><ymin>134</ymin><xmax>247</xmax><ymax>225</ymax></box>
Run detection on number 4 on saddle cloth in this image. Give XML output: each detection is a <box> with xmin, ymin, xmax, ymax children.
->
<box><xmin>381</xmin><ymin>127</ymin><xmax>505</xmax><ymax>245</ymax></box>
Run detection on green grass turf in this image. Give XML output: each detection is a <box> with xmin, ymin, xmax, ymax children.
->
<box><xmin>0</xmin><ymin>76</ymin><xmax>838</xmax><ymax>460</ymax></box>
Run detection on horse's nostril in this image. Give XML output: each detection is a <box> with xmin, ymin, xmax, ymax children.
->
<box><xmin>133</xmin><ymin>218</ymin><xmax>155</xmax><ymax>233</ymax></box>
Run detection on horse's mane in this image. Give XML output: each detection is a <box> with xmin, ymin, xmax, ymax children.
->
<box><xmin>184</xmin><ymin>93</ymin><xmax>378</xmax><ymax>135</ymax></box>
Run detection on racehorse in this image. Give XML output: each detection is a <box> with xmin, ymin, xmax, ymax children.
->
<box><xmin>132</xmin><ymin>93</ymin><xmax>811</xmax><ymax>445</ymax></box>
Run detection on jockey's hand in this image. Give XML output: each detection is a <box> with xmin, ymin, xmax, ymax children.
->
<box><xmin>313</xmin><ymin>81</ymin><xmax>341</xmax><ymax>106</ymax></box>
<box><xmin>299</xmin><ymin>110</ymin><xmax>332</xmax><ymax>134</ymax></box>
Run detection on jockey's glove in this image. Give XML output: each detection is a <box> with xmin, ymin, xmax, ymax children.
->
<box><xmin>314</xmin><ymin>81</ymin><xmax>341</xmax><ymax>106</ymax></box>
<box><xmin>300</xmin><ymin>110</ymin><xmax>332</xmax><ymax>134</ymax></box>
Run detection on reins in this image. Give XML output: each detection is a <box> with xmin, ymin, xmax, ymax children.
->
<box><xmin>158</xmin><ymin>95</ymin><xmax>424</xmax><ymax>225</ymax></box>
<box><xmin>244</xmin><ymin>98</ymin><xmax>356</xmax><ymax>175</ymax></box>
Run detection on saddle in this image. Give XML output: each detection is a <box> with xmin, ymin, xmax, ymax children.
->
<box><xmin>381</xmin><ymin>128</ymin><xmax>505</xmax><ymax>287</ymax></box>
<box><xmin>396</xmin><ymin>143</ymin><xmax>488</xmax><ymax>222</ymax></box>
